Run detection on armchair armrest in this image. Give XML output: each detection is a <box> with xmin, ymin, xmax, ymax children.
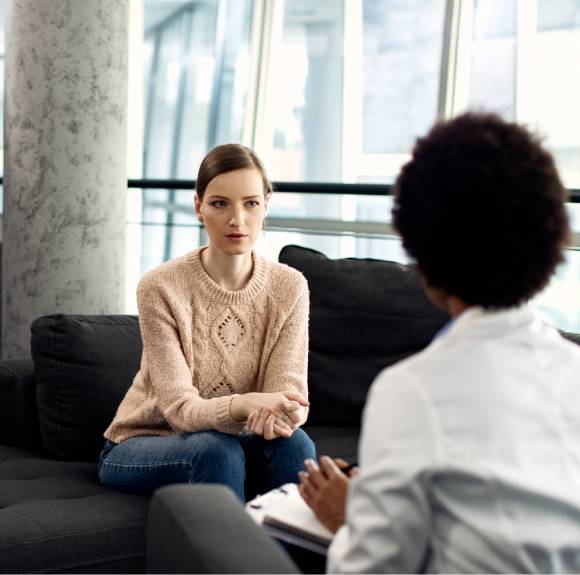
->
<box><xmin>0</xmin><ymin>359</ymin><xmax>42</xmax><ymax>451</ymax></box>
<box><xmin>144</xmin><ymin>326</ymin><xmax>579</xmax><ymax>574</ymax></box>
<box><xmin>146</xmin><ymin>484</ymin><xmax>301</xmax><ymax>574</ymax></box>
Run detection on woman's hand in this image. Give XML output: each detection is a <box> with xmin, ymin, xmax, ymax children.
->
<box><xmin>246</xmin><ymin>407</ymin><xmax>294</xmax><ymax>439</ymax></box>
<box><xmin>230</xmin><ymin>391</ymin><xmax>309</xmax><ymax>427</ymax></box>
<box><xmin>298</xmin><ymin>456</ymin><xmax>351</xmax><ymax>533</ymax></box>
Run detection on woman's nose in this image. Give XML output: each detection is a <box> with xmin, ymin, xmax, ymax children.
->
<box><xmin>228</xmin><ymin>207</ymin><xmax>244</xmax><ymax>226</ymax></box>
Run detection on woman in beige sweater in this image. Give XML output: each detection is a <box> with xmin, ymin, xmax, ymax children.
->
<box><xmin>99</xmin><ymin>144</ymin><xmax>316</xmax><ymax>500</ymax></box>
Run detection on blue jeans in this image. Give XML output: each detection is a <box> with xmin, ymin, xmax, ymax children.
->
<box><xmin>98</xmin><ymin>429</ymin><xmax>316</xmax><ymax>501</ymax></box>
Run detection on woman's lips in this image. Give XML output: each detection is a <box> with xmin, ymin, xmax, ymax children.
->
<box><xmin>226</xmin><ymin>234</ymin><xmax>247</xmax><ymax>241</ymax></box>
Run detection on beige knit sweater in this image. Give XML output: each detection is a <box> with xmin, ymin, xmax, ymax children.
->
<box><xmin>104</xmin><ymin>248</ymin><xmax>310</xmax><ymax>443</ymax></box>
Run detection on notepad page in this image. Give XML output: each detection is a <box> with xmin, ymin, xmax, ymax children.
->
<box><xmin>262</xmin><ymin>483</ymin><xmax>333</xmax><ymax>543</ymax></box>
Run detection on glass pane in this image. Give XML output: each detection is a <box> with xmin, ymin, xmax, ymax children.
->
<box><xmin>538</xmin><ymin>0</ymin><xmax>580</xmax><ymax>31</ymax></box>
<box><xmin>530</xmin><ymin>9</ymin><xmax>580</xmax><ymax>187</ymax></box>
<box><xmin>143</xmin><ymin>13</ymin><xmax>185</xmax><ymax>178</ymax></box>
<box><xmin>137</xmin><ymin>188</ymin><xmax>202</xmax><ymax>274</ymax></box>
<box><xmin>466</xmin><ymin>0</ymin><xmax>580</xmax><ymax>186</ymax></box>
<box><xmin>142</xmin><ymin>0</ymin><xmax>252</xmax><ymax>179</ymax></box>
<box><xmin>177</xmin><ymin>0</ymin><xmax>253</xmax><ymax>177</ymax></box>
<box><xmin>469</xmin><ymin>0</ymin><xmax>516</xmax><ymax>119</ymax></box>
<box><xmin>264</xmin><ymin>0</ymin><xmax>345</xmax><ymax>257</ymax></box>
<box><xmin>362</xmin><ymin>0</ymin><xmax>446</xmax><ymax>154</ymax></box>
<box><xmin>533</xmin><ymin>248</ymin><xmax>580</xmax><ymax>333</ymax></box>
<box><xmin>473</xmin><ymin>0</ymin><xmax>516</xmax><ymax>38</ymax></box>
<box><xmin>266</xmin><ymin>192</ymin><xmax>350</xmax><ymax>258</ymax></box>
<box><xmin>256</xmin><ymin>229</ymin><xmax>406</xmax><ymax>263</ymax></box>
<box><xmin>141</xmin><ymin>0</ymin><xmax>252</xmax><ymax>274</ymax></box>
<box><xmin>269</xmin><ymin>0</ymin><xmax>343</xmax><ymax>182</ymax></box>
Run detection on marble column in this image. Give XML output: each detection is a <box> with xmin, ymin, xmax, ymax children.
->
<box><xmin>2</xmin><ymin>0</ymin><xmax>128</xmax><ymax>358</ymax></box>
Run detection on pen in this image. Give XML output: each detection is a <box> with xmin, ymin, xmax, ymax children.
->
<box><xmin>340</xmin><ymin>462</ymin><xmax>358</xmax><ymax>475</ymax></box>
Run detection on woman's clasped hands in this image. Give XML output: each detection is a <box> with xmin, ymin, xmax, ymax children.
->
<box><xmin>230</xmin><ymin>391</ymin><xmax>309</xmax><ymax>440</ymax></box>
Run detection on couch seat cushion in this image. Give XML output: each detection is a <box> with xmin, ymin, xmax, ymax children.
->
<box><xmin>0</xmin><ymin>445</ymin><xmax>148</xmax><ymax>574</ymax></box>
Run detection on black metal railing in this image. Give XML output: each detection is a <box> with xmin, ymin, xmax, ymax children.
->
<box><xmin>128</xmin><ymin>179</ymin><xmax>395</xmax><ymax>196</ymax></box>
<box><xmin>0</xmin><ymin>177</ymin><xmax>577</xmax><ymax>201</ymax></box>
<box><xmin>128</xmin><ymin>179</ymin><xmax>580</xmax><ymax>202</ymax></box>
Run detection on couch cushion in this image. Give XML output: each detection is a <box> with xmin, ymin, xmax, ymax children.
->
<box><xmin>279</xmin><ymin>245</ymin><xmax>449</xmax><ymax>427</ymax></box>
<box><xmin>0</xmin><ymin>444</ymin><xmax>148</xmax><ymax>573</ymax></box>
<box><xmin>31</xmin><ymin>315</ymin><xmax>142</xmax><ymax>461</ymax></box>
<box><xmin>304</xmin><ymin>425</ymin><xmax>359</xmax><ymax>464</ymax></box>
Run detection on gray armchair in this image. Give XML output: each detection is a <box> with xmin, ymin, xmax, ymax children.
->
<box><xmin>146</xmin><ymin>484</ymin><xmax>302</xmax><ymax>574</ymax></box>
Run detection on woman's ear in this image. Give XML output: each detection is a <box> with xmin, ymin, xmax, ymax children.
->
<box><xmin>194</xmin><ymin>194</ymin><xmax>203</xmax><ymax>222</ymax></box>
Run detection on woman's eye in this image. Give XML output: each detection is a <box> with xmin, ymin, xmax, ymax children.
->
<box><xmin>211</xmin><ymin>200</ymin><xmax>227</xmax><ymax>208</ymax></box>
<box><xmin>246</xmin><ymin>200</ymin><xmax>260</xmax><ymax>208</ymax></box>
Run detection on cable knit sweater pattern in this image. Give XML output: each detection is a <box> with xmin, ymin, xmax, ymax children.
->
<box><xmin>104</xmin><ymin>248</ymin><xmax>310</xmax><ymax>443</ymax></box>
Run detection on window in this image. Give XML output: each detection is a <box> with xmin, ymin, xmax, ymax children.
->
<box><xmin>455</xmin><ymin>0</ymin><xmax>580</xmax><ymax>186</ymax></box>
<box><xmin>258</xmin><ymin>0</ymin><xmax>447</xmax><ymax>184</ymax></box>
<box><xmin>130</xmin><ymin>0</ymin><xmax>580</xmax><ymax>330</ymax></box>
<box><xmin>139</xmin><ymin>0</ymin><xmax>253</xmax><ymax>273</ymax></box>
<box><xmin>253</xmin><ymin>0</ymin><xmax>447</xmax><ymax>261</ymax></box>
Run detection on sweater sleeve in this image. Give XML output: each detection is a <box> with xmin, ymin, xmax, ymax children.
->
<box><xmin>137</xmin><ymin>276</ymin><xmax>245</xmax><ymax>435</ymax></box>
<box><xmin>261</xmin><ymin>275</ymin><xmax>310</xmax><ymax>425</ymax></box>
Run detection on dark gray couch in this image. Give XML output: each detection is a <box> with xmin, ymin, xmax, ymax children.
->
<box><xmin>0</xmin><ymin>316</ymin><xmax>149</xmax><ymax>573</ymax></box>
<box><xmin>0</xmin><ymin>245</ymin><xmax>453</xmax><ymax>573</ymax></box>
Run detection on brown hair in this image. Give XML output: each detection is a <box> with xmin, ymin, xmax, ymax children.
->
<box><xmin>195</xmin><ymin>143</ymin><xmax>273</xmax><ymax>201</ymax></box>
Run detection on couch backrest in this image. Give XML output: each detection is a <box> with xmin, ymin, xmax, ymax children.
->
<box><xmin>31</xmin><ymin>314</ymin><xmax>142</xmax><ymax>461</ymax></box>
<box><xmin>279</xmin><ymin>245</ymin><xmax>450</xmax><ymax>427</ymax></box>
<box><xmin>0</xmin><ymin>359</ymin><xmax>43</xmax><ymax>452</ymax></box>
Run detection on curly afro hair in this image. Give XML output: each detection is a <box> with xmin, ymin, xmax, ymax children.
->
<box><xmin>392</xmin><ymin>112</ymin><xmax>570</xmax><ymax>308</ymax></box>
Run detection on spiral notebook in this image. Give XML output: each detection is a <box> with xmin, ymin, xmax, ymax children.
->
<box><xmin>246</xmin><ymin>483</ymin><xmax>333</xmax><ymax>555</ymax></box>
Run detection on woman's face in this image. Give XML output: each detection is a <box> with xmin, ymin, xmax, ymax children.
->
<box><xmin>195</xmin><ymin>168</ymin><xmax>268</xmax><ymax>256</ymax></box>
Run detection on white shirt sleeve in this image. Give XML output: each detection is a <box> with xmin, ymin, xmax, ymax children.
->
<box><xmin>327</xmin><ymin>369</ymin><xmax>438</xmax><ymax>574</ymax></box>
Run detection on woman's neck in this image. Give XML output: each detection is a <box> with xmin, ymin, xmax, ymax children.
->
<box><xmin>446</xmin><ymin>295</ymin><xmax>472</xmax><ymax>318</ymax></box>
<box><xmin>422</xmin><ymin>280</ymin><xmax>472</xmax><ymax>318</ymax></box>
<box><xmin>200</xmin><ymin>246</ymin><xmax>254</xmax><ymax>291</ymax></box>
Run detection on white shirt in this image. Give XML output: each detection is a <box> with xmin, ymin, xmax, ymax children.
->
<box><xmin>327</xmin><ymin>306</ymin><xmax>580</xmax><ymax>574</ymax></box>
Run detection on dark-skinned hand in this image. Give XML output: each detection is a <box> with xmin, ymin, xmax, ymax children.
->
<box><xmin>298</xmin><ymin>456</ymin><xmax>354</xmax><ymax>533</ymax></box>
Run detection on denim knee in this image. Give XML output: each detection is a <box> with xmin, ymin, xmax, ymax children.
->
<box><xmin>186</xmin><ymin>431</ymin><xmax>245</xmax><ymax>486</ymax></box>
<box><xmin>276</xmin><ymin>428</ymin><xmax>317</xmax><ymax>466</ymax></box>
<box><xmin>256</xmin><ymin>428</ymin><xmax>317</xmax><ymax>492</ymax></box>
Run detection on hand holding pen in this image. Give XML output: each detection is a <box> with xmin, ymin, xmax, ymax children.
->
<box><xmin>298</xmin><ymin>455</ymin><xmax>358</xmax><ymax>534</ymax></box>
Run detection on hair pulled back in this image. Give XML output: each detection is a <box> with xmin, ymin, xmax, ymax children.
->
<box><xmin>196</xmin><ymin>143</ymin><xmax>273</xmax><ymax>200</ymax></box>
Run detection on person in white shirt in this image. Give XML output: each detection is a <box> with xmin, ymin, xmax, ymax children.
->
<box><xmin>298</xmin><ymin>112</ymin><xmax>580</xmax><ymax>573</ymax></box>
